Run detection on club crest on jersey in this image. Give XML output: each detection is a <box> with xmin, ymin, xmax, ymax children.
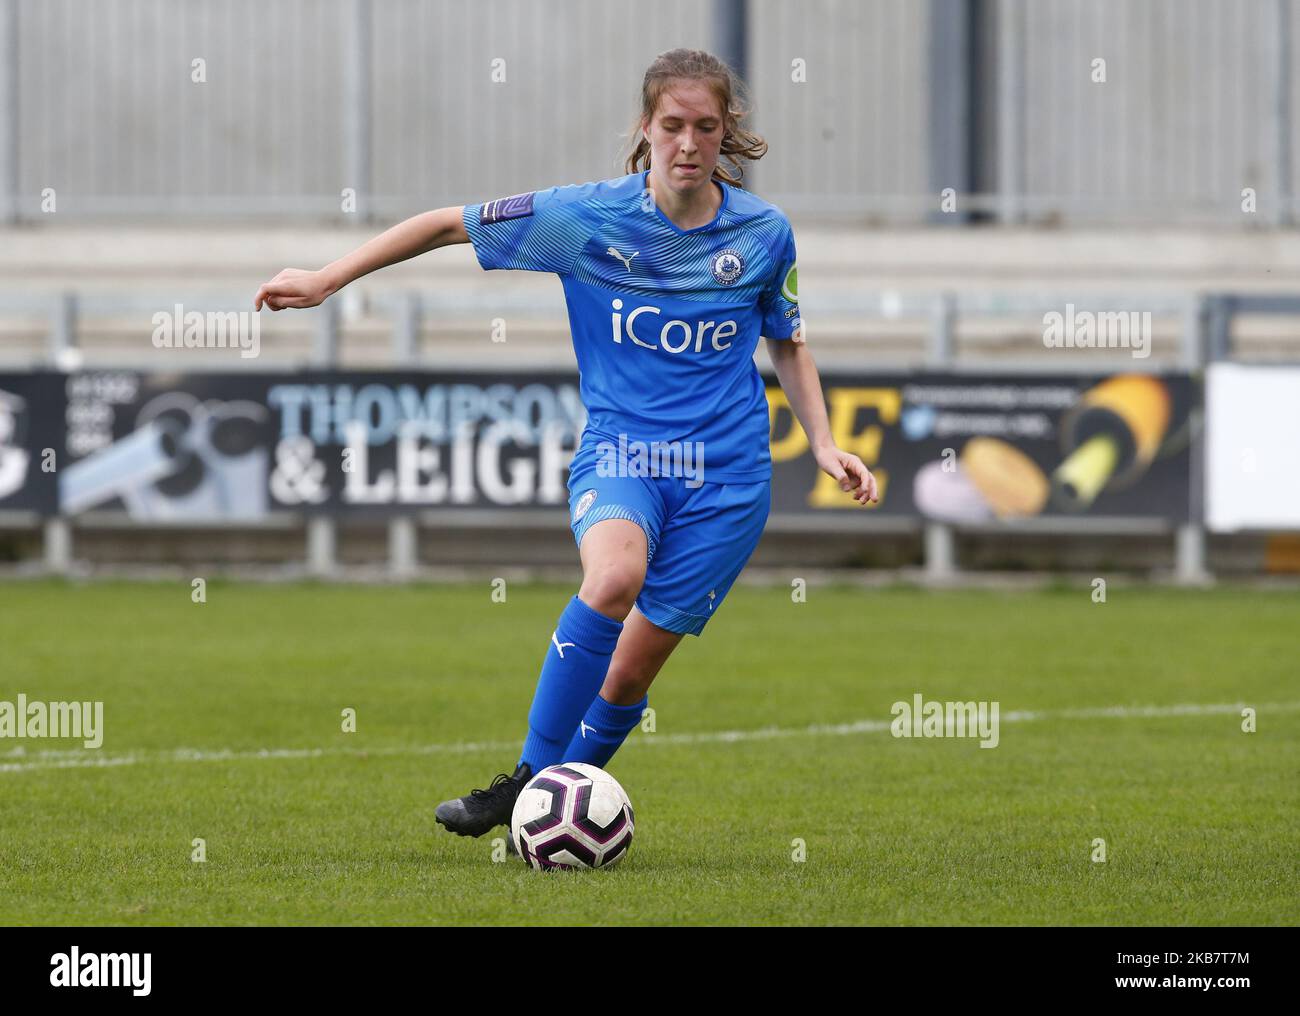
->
<box><xmin>710</xmin><ymin>248</ymin><xmax>745</xmax><ymax>286</ymax></box>
<box><xmin>573</xmin><ymin>488</ymin><xmax>598</xmax><ymax>522</ymax></box>
<box><xmin>480</xmin><ymin>192</ymin><xmax>535</xmax><ymax>225</ymax></box>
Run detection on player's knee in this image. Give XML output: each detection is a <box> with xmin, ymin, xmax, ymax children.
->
<box><xmin>578</xmin><ymin>566</ymin><xmax>643</xmax><ymax>620</ymax></box>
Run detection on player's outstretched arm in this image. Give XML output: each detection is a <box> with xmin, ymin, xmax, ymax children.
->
<box><xmin>253</xmin><ymin>205</ymin><xmax>470</xmax><ymax>311</ymax></box>
<box><xmin>766</xmin><ymin>338</ymin><xmax>879</xmax><ymax>506</ymax></box>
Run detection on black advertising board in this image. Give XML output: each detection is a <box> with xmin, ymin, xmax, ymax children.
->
<box><xmin>0</xmin><ymin>373</ymin><xmax>63</xmax><ymax>514</ymax></box>
<box><xmin>0</xmin><ymin>369</ymin><xmax>1193</xmax><ymax>523</ymax></box>
<box><xmin>769</xmin><ymin>372</ymin><xmax>1195</xmax><ymax>523</ymax></box>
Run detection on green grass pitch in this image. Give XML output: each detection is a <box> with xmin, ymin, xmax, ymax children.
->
<box><xmin>0</xmin><ymin>579</ymin><xmax>1296</xmax><ymax>925</ymax></box>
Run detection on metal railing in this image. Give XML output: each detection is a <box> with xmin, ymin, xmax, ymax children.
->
<box><xmin>0</xmin><ymin>283</ymin><xmax>1242</xmax><ymax>583</ymax></box>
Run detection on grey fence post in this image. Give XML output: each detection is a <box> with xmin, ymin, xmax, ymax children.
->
<box><xmin>1177</xmin><ymin>295</ymin><xmax>1210</xmax><ymax>585</ymax></box>
<box><xmin>45</xmin><ymin>293</ymin><xmax>78</xmax><ymax>573</ymax></box>
<box><xmin>927</xmin><ymin>292</ymin><xmax>957</xmax><ymax>364</ymax></box>
<box><xmin>307</xmin><ymin>301</ymin><xmax>340</xmax><ymax>576</ymax></box>
<box><xmin>44</xmin><ymin>516</ymin><xmax>71</xmax><ymax>573</ymax></box>
<box><xmin>51</xmin><ymin>292</ymin><xmax>76</xmax><ymax>361</ymax></box>
<box><xmin>388</xmin><ymin>292</ymin><xmax>420</xmax><ymax>578</ymax></box>
<box><xmin>306</xmin><ymin>515</ymin><xmax>336</xmax><ymax>578</ymax></box>
<box><xmin>925</xmin><ymin>523</ymin><xmax>956</xmax><ymax>584</ymax></box>
<box><xmin>925</xmin><ymin>292</ymin><xmax>958</xmax><ymax>582</ymax></box>
<box><xmin>1206</xmin><ymin>295</ymin><xmax>1232</xmax><ymax>362</ymax></box>
<box><xmin>313</xmin><ymin>298</ymin><xmax>341</xmax><ymax>365</ymax></box>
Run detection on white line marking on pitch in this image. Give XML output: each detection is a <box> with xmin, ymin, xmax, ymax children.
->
<box><xmin>0</xmin><ymin>700</ymin><xmax>1295</xmax><ymax>775</ymax></box>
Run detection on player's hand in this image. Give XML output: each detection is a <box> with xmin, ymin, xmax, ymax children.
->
<box><xmin>254</xmin><ymin>268</ymin><xmax>337</xmax><ymax>311</ymax></box>
<box><xmin>814</xmin><ymin>444</ymin><xmax>878</xmax><ymax>505</ymax></box>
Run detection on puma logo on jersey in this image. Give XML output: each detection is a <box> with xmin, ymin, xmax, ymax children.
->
<box><xmin>607</xmin><ymin>246</ymin><xmax>639</xmax><ymax>273</ymax></box>
<box><xmin>552</xmin><ymin>631</ymin><xmax>576</xmax><ymax>658</ymax></box>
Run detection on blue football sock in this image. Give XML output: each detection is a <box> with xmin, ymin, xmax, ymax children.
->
<box><xmin>561</xmin><ymin>693</ymin><xmax>648</xmax><ymax>769</ymax></box>
<box><xmin>518</xmin><ymin>594</ymin><xmax>624</xmax><ymax>774</ymax></box>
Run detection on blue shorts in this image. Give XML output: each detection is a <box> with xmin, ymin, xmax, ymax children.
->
<box><xmin>566</xmin><ymin>466</ymin><xmax>771</xmax><ymax>637</ymax></box>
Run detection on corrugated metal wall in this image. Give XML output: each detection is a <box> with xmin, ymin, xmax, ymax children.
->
<box><xmin>1011</xmin><ymin>0</ymin><xmax>1279</xmax><ymax>221</ymax></box>
<box><xmin>5</xmin><ymin>0</ymin><xmax>1297</xmax><ymax>223</ymax></box>
<box><xmin>16</xmin><ymin>0</ymin><xmax>349</xmax><ymax>214</ymax></box>
<box><xmin>367</xmin><ymin>0</ymin><xmax>712</xmax><ymax>210</ymax></box>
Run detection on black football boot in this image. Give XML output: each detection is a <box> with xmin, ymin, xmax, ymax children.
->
<box><xmin>435</xmin><ymin>762</ymin><xmax>533</xmax><ymax>837</ymax></box>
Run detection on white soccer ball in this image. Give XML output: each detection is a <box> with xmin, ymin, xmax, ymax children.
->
<box><xmin>511</xmin><ymin>763</ymin><xmax>635</xmax><ymax>871</ymax></box>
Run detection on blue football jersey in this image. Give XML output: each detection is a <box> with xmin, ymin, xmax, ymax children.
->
<box><xmin>462</xmin><ymin>169</ymin><xmax>801</xmax><ymax>483</ymax></box>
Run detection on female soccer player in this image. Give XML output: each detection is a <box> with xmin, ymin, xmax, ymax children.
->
<box><xmin>254</xmin><ymin>49</ymin><xmax>877</xmax><ymax>842</ymax></box>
